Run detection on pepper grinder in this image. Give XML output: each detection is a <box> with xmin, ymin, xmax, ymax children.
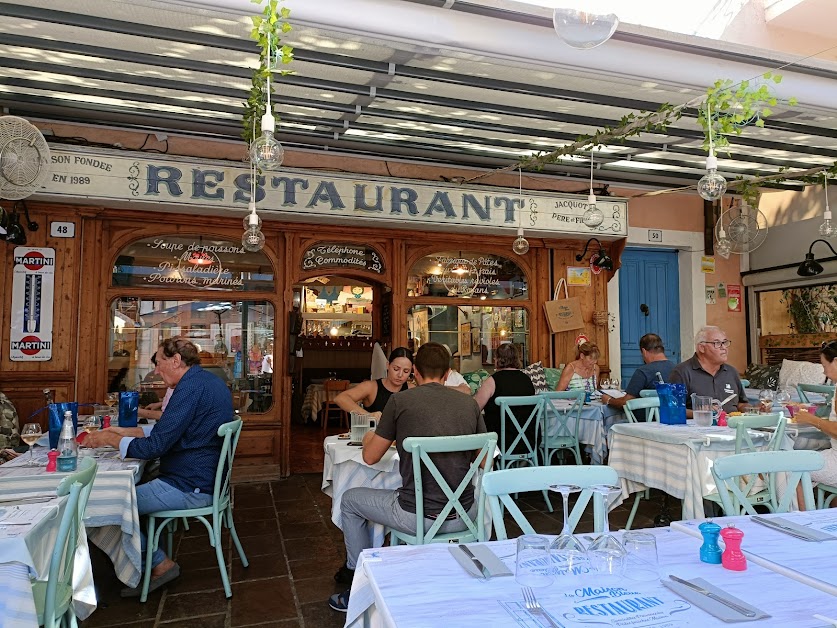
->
<box><xmin>720</xmin><ymin>526</ymin><xmax>747</xmax><ymax>571</ymax></box>
<box><xmin>699</xmin><ymin>521</ymin><xmax>722</xmax><ymax>564</ymax></box>
<box><xmin>46</xmin><ymin>449</ymin><xmax>59</xmax><ymax>473</ymax></box>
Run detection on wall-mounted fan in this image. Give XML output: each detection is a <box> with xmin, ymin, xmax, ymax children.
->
<box><xmin>0</xmin><ymin>116</ymin><xmax>51</xmax><ymax>201</ymax></box>
<box><xmin>714</xmin><ymin>200</ymin><xmax>768</xmax><ymax>258</ymax></box>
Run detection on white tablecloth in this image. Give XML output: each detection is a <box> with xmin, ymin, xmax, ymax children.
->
<box><xmin>671</xmin><ymin>509</ymin><xmax>837</xmax><ymax>596</ymax></box>
<box><xmin>544</xmin><ymin>401</ymin><xmax>626</xmax><ymax>465</ymax></box>
<box><xmin>607</xmin><ymin>422</ymin><xmax>779</xmax><ymax>520</ymax></box>
<box><xmin>346</xmin><ymin>525</ymin><xmax>837</xmax><ymax>627</ymax></box>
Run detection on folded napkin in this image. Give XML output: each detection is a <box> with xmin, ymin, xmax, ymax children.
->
<box><xmin>662</xmin><ymin>577</ymin><xmax>769</xmax><ymax>623</ymax></box>
<box><xmin>754</xmin><ymin>516</ymin><xmax>837</xmax><ymax>542</ymax></box>
<box><xmin>449</xmin><ymin>544</ymin><xmax>513</xmax><ymax>579</ymax></box>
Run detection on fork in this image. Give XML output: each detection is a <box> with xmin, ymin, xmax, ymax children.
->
<box><xmin>521</xmin><ymin>587</ymin><xmax>561</xmax><ymax>628</ymax></box>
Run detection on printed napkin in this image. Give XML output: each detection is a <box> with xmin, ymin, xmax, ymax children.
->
<box><xmin>662</xmin><ymin>577</ymin><xmax>769</xmax><ymax>623</ymax></box>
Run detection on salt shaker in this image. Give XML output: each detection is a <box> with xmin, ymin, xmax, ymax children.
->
<box><xmin>46</xmin><ymin>449</ymin><xmax>59</xmax><ymax>473</ymax></box>
<box><xmin>720</xmin><ymin>526</ymin><xmax>747</xmax><ymax>571</ymax></box>
<box><xmin>699</xmin><ymin>521</ymin><xmax>722</xmax><ymax>564</ymax></box>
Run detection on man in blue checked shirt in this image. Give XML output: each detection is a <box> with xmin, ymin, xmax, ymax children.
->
<box><xmin>85</xmin><ymin>337</ymin><xmax>233</xmax><ymax>596</ymax></box>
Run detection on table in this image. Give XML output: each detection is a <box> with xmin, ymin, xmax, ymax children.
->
<box><xmin>322</xmin><ymin>436</ymin><xmax>400</xmax><ymax>547</ymax></box>
<box><xmin>303</xmin><ymin>382</ymin><xmax>358</xmax><ymax>423</ymax></box>
<box><xmin>544</xmin><ymin>401</ymin><xmax>626</xmax><ymax>465</ymax></box>
<box><xmin>0</xmin><ymin>494</ymin><xmax>76</xmax><ymax>627</ymax></box>
<box><xmin>671</xmin><ymin>509</ymin><xmax>837</xmax><ymax>596</ymax></box>
<box><xmin>345</xmin><ymin>525</ymin><xmax>837</xmax><ymax>627</ymax></box>
<box><xmin>607</xmin><ymin>422</ymin><xmax>777</xmax><ymax>520</ymax></box>
<box><xmin>0</xmin><ymin>447</ymin><xmax>146</xmax><ymax>596</ymax></box>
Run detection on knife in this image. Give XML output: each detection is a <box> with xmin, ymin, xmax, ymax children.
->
<box><xmin>752</xmin><ymin>516</ymin><xmax>820</xmax><ymax>542</ymax></box>
<box><xmin>458</xmin><ymin>544</ymin><xmax>489</xmax><ymax>580</ymax></box>
<box><xmin>668</xmin><ymin>575</ymin><xmax>756</xmax><ymax>617</ymax></box>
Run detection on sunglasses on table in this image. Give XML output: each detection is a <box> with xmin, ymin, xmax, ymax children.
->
<box><xmin>700</xmin><ymin>339</ymin><xmax>732</xmax><ymax>349</ymax></box>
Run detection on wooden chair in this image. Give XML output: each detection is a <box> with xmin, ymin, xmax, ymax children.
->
<box><xmin>322</xmin><ymin>379</ymin><xmax>350</xmax><ymax>437</ymax></box>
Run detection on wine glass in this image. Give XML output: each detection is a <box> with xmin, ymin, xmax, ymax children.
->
<box><xmin>83</xmin><ymin>415</ymin><xmax>101</xmax><ymax>434</ymax></box>
<box><xmin>599</xmin><ymin>377</ymin><xmax>611</xmax><ymax>391</ymax></box>
<box><xmin>106</xmin><ymin>392</ymin><xmax>119</xmax><ymax>409</ymax></box>
<box><xmin>610</xmin><ymin>378</ymin><xmax>620</xmax><ymax>391</ymax></box>
<box><xmin>20</xmin><ymin>423</ymin><xmax>43</xmax><ymax>466</ymax></box>
<box><xmin>775</xmin><ymin>388</ymin><xmax>792</xmax><ymax>415</ymax></box>
<box><xmin>548</xmin><ymin>484</ymin><xmax>588</xmax><ymax>576</ymax></box>
<box><xmin>758</xmin><ymin>389</ymin><xmax>775</xmax><ymax>414</ymax></box>
<box><xmin>586</xmin><ymin>484</ymin><xmax>626</xmax><ymax>575</ymax></box>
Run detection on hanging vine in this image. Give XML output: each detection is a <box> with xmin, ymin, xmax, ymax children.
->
<box><xmin>242</xmin><ymin>0</ymin><xmax>294</xmax><ymax>145</ymax></box>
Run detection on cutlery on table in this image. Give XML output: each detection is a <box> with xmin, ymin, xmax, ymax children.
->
<box><xmin>458</xmin><ymin>544</ymin><xmax>489</xmax><ymax>580</ymax></box>
<box><xmin>521</xmin><ymin>587</ymin><xmax>561</xmax><ymax>628</ymax></box>
<box><xmin>0</xmin><ymin>495</ymin><xmax>54</xmax><ymax>505</ymax></box>
<box><xmin>751</xmin><ymin>516</ymin><xmax>820</xmax><ymax>541</ymax></box>
<box><xmin>668</xmin><ymin>575</ymin><xmax>756</xmax><ymax>617</ymax></box>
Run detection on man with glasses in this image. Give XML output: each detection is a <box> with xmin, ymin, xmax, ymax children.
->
<box><xmin>671</xmin><ymin>326</ymin><xmax>748</xmax><ymax>415</ymax></box>
<box><xmin>601</xmin><ymin>333</ymin><xmax>674</xmax><ymax>420</ymax></box>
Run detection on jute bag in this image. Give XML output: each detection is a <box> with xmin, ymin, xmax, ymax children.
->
<box><xmin>543</xmin><ymin>278</ymin><xmax>584</xmax><ymax>333</ymax></box>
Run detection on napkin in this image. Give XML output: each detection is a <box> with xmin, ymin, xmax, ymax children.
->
<box><xmin>755</xmin><ymin>516</ymin><xmax>837</xmax><ymax>542</ymax></box>
<box><xmin>662</xmin><ymin>577</ymin><xmax>769</xmax><ymax>622</ymax></box>
<box><xmin>449</xmin><ymin>544</ymin><xmax>513</xmax><ymax>579</ymax></box>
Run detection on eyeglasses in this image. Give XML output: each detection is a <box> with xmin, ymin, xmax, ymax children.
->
<box><xmin>701</xmin><ymin>339</ymin><xmax>732</xmax><ymax>349</ymax></box>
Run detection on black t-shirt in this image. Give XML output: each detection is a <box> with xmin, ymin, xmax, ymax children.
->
<box><xmin>483</xmin><ymin>369</ymin><xmax>536</xmax><ymax>455</ymax></box>
<box><xmin>366</xmin><ymin>378</ymin><xmax>408</xmax><ymax>413</ymax></box>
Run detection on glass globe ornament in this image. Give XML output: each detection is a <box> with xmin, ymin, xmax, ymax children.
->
<box><xmin>512</xmin><ymin>226</ymin><xmax>530</xmax><ymax>255</ymax></box>
<box><xmin>716</xmin><ymin>228</ymin><xmax>732</xmax><ymax>259</ymax></box>
<box><xmin>582</xmin><ymin>193</ymin><xmax>604</xmax><ymax>227</ymax></box>
<box><xmin>249</xmin><ymin>112</ymin><xmax>284</xmax><ymax>170</ymax></box>
<box><xmin>242</xmin><ymin>227</ymin><xmax>266</xmax><ymax>252</ymax></box>
<box><xmin>553</xmin><ymin>6</ymin><xmax>619</xmax><ymax>50</ymax></box>
<box><xmin>698</xmin><ymin>154</ymin><xmax>727</xmax><ymax>201</ymax></box>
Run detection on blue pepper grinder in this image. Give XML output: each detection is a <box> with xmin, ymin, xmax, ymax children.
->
<box><xmin>699</xmin><ymin>521</ymin><xmax>723</xmax><ymax>564</ymax></box>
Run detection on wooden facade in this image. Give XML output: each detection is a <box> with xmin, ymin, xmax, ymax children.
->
<box><xmin>0</xmin><ymin>200</ymin><xmax>620</xmax><ymax>476</ymax></box>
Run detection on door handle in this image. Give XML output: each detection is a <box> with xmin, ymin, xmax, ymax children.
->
<box><xmin>640</xmin><ymin>304</ymin><xmax>649</xmax><ymax>316</ymax></box>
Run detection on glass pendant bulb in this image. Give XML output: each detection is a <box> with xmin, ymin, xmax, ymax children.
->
<box><xmin>242</xmin><ymin>227</ymin><xmax>265</xmax><ymax>252</ymax></box>
<box><xmin>553</xmin><ymin>6</ymin><xmax>619</xmax><ymax>50</ymax></box>
<box><xmin>582</xmin><ymin>192</ymin><xmax>604</xmax><ymax>227</ymax></box>
<box><xmin>243</xmin><ymin>201</ymin><xmax>262</xmax><ymax>231</ymax></box>
<box><xmin>819</xmin><ymin>209</ymin><xmax>834</xmax><ymax>237</ymax></box>
<box><xmin>249</xmin><ymin>112</ymin><xmax>284</xmax><ymax>171</ymax></box>
<box><xmin>716</xmin><ymin>227</ymin><xmax>732</xmax><ymax>259</ymax></box>
<box><xmin>698</xmin><ymin>153</ymin><xmax>727</xmax><ymax>201</ymax></box>
<box><xmin>512</xmin><ymin>226</ymin><xmax>530</xmax><ymax>255</ymax></box>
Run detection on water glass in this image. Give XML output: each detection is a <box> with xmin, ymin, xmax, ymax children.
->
<box><xmin>515</xmin><ymin>535</ymin><xmax>554</xmax><ymax>587</ymax></box>
<box><xmin>622</xmin><ymin>531</ymin><xmax>659</xmax><ymax>581</ymax></box>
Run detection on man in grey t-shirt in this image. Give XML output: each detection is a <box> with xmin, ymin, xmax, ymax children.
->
<box><xmin>329</xmin><ymin>342</ymin><xmax>486</xmax><ymax>613</ymax></box>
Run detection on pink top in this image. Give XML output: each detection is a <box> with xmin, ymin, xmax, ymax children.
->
<box><xmin>162</xmin><ymin>387</ymin><xmax>174</xmax><ymax>412</ymax></box>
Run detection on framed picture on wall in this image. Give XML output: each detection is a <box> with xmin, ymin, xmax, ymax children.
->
<box><xmin>471</xmin><ymin>327</ymin><xmax>481</xmax><ymax>354</ymax></box>
<box><xmin>460</xmin><ymin>322</ymin><xmax>472</xmax><ymax>356</ymax></box>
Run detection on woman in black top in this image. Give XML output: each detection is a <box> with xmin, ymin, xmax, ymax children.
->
<box><xmin>474</xmin><ymin>343</ymin><xmax>536</xmax><ymax>454</ymax></box>
<box><xmin>335</xmin><ymin>347</ymin><xmax>413</xmax><ymax>418</ymax></box>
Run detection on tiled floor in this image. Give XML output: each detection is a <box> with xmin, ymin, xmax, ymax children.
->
<box><xmin>81</xmin><ymin>474</ymin><xmax>671</xmax><ymax>628</ymax></box>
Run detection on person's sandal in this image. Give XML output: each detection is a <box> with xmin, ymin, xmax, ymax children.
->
<box><xmin>328</xmin><ymin>589</ymin><xmax>350</xmax><ymax>612</ymax></box>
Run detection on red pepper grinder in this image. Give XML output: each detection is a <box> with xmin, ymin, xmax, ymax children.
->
<box><xmin>46</xmin><ymin>449</ymin><xmax>59</xmax><ymax>473</ymax></box>
<box><xmin>103</xmin><ymin>415</ymin><xmax>111</xmax><ymax>429</ymax></box>
<box><xmin>720</xmin><ymin>526</ymin><xmax>747</xmax><ymax>571</ymax></box>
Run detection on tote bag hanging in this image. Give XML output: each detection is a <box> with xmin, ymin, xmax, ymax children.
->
<box><xmin>543</xmin><ymin>278</ymin><xmax>584</xmax><ymax>333</ymax></box>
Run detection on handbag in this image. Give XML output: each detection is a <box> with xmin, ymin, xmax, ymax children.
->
<box><xmin>543</xmin><ymin>278</ymin><xmax>585</xmax><ymax>333</ymax></box>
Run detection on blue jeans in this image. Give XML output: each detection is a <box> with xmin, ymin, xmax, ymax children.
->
<box><xmin>136</xmin><ymin>478</ymin><xmax>213</xmax><ymax>568</ymax></box>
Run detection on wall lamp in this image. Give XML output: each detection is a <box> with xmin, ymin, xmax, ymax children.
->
<box><xmin>575</xmin><ymin>237</ymin><xmax>614</xmax><ymax>271</ymax></box>
<box><xmin>797</xmin><ymin>239</ymin><xmax>837</xmax><ymax>277</ymax></box>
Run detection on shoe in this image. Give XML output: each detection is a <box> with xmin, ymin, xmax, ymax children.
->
<box><xmin>333</xmin><ymin>563</ymin><xmax>355</xmax><ymax>584</ymax></box>
<box><xmin>328</xmin><ymin>589</ymin><xmax>350</xmax><ymax>612</ymax></box>
<box><xmin>121</xmin><ymin>563</ymin><xmax>181</xmax><ymax>598</ymax></box>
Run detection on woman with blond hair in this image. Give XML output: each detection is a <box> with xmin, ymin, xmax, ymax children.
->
<box><xmin>555</xmin><ymin>342</ymin><xmax>600</xmax><ymax>392</ymax></box>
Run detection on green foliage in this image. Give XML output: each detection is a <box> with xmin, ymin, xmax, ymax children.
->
<box><xmin>781</xmin><ymin>286</ymin><xmax>837</xmax><ymax>334</ymax></box>
<box><xmin>242</xmin><ymin>0</ymin><xmax>294</xmax><ymax>145</ymax></box>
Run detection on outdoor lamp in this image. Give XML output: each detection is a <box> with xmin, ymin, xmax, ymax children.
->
<box><xmin>553</xmin><ymin>3</ymin><xmax>619</xmax><ymax>50</ymax></box>
<box><xmin>797</xmin><ymin>239</ymin><xmax>837</xmax><ymax>277</ymax></box>
<box><xmin>576</xmin><ymin>237</ymin><xmax>614</xmax><ymax>271</ymax></box>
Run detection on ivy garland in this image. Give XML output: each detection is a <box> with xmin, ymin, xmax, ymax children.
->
<box><xmin>242</xmin><ymin>0</ymin><xmax>294</xmax><ymax>145</ymax></box>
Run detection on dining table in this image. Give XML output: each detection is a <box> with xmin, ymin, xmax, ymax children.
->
<box><xmin>543</xmin><ymin>400</ymin><xmax>626</xmax><ymax>465</ymax></box>
<box><xmin>302</xmin><ymin>382</ymin><xmax>359</xmax><ymax>423</ymax></box>
<box><xmin>344</xmin><ymin>524</ymin><xmax>837</xmax><ymax>627</ymax></box>
<box><xmin>607</xmin><ymin>421</ymin><xmax>786</xmax><ymax>520</ymax></box>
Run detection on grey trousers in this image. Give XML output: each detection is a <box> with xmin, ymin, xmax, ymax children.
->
<box><xmin>341</xmin><ymin>487</ymin><xmax>478</xmax><ymax>569</ymax></box>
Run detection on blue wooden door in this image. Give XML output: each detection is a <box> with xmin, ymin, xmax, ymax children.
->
<box><xmin>619</xmin><ymin>249</ymin><xmax>680</xmax><ymax>384</ymax></box>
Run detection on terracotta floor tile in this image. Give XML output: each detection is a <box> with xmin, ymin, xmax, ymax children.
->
<box><xmin>284</xmin><ymin>536</ymin><xmax>340</xmax><ymax>562</ymax></box>
<box><xmin>293</xmin><ymin>575</ymin><xmax>342</xmax><ymax>605</ymax></box>
<box><xmin>233</xmin><ymin>518</ymin><xmax>280</xmax><ymax>538</ymax></box>
<box><xmin>232</xmin><ymin>533</ymin><xmax>286</xmax><ymax>557</ymax></box>
<box><xmin>279</xmin><ymin>521</ymin><xmax>329</xmax><ymax>540</ymax></box>
<box><xmin>299</xmin><ymin>601</ymin><xmax>348</xmax><ymax>628</ymax></box>
<box><xmin>159</xmin><ymin>614</ymin><xmax>227</xmax><ymax>627</ymax></box>
<box><xmin>230</xmin><ymin>577</ymin><xmax>297</xmax><ymax>626</ymax></box>
<box><xmin>161</xmin><ymin>590</ymin><xmax>229</xmax><ymax>621</ymax></box>
<box><xmin>287</xmin><ymin>556</ymin><xmax>343</xmax><ymax>581</ymax></box>
<box><xmin>232</xmin><ymin>552</ymin><xmax>289</xmax><ymax>581</ymax></box>
<box><xmin>233</xmin><ymin>505</ymin><xmax>277</xmax><ymax>522</ymax></box>
<box><xmin>165</xmin><ymin>566</ymin><xmax>226</xmax><ymax>595</ymax></box>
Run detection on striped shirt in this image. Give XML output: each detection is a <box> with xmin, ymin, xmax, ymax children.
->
<box><xmin>119</xmin><ymin>365</ymin><xmax>233</xmax><ymax>494</ymax></box>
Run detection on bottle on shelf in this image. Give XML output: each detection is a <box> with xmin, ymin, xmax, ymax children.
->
<box><xmin>57</xmin><ymin>410</ymin><xmax>78</xmax><ymax>472</ymax></box>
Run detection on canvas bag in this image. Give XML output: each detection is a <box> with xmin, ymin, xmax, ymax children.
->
<box><xmin>543</xmin><ymin>278</ymin><xmax>584</xmax><ymax>333</ymax></box>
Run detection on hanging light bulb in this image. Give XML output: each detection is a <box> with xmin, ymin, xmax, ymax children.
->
<box><xmin>249</xmin><ymin>32</ymin><xmax>284</xmax><ymax>170</ymax></box>
<box><xmin>698</xmin><ymin>101</ymin><xmax>727</xmax><ymax>201</ymax></box>
<box><xmin>716</xmin><ymin>225</ymin><xmax>732</xmax><ymax>259</ymax></box>
<box><xmin>241</xmin><ymin>165</ymin><xmax>265</xmax><ymax>252</ymax></box>
<box><xmin>582</xmin><ymin>148</ymin><xmax>604</xmax><ymax>227</ymax></box>
<box><xmin>512</xmin><ymin>226</ymin><xmax>530</xmax><ymax>255</ymax></box>
<box><xmin>553</xmin><ymin>3</ymin><xmax>619</xmax><ymax>50</ymax></box>
<box><xmin>819</xmin><ymin>171</ymin><xmax>835</xmax><ymax>237</ymax></box>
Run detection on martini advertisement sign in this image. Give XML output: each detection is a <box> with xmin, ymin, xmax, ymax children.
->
<box><xmin>10</xmin><ymin>247</ymin><xmax>56</xmax><ymax>361</ymax></box>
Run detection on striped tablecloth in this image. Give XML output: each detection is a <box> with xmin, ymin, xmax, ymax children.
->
<box><xmin>322</xmin><ymin>436</ymin><xmax>400</xmax><ymax>547</ymax></box>
<box><xmin>302</xmin><ymin>383</ymin><xmax>359</xmax><ymax>423</ymax></box>
<box><xmin>607</xmin><ymin>422</ymin><xmax>777</xmax><ymax>520</ymax></box>
<box><xmin>544</xmin><ymin>401</ymin><xmax>626</xmax><ymax>464</ymax></box>
<box><xmin>0</xmin><ymin>449</ymin><xmax>145</xmax><ymax>593</ymax></box>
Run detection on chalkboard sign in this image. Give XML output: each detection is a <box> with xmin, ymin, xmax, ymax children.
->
<box><xmin>301</xmin><ymin>243</ymin><xmax>384</xmax><ymax>274</ymax></box>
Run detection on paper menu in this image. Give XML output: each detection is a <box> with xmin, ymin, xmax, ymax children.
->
<box><xmin>0</xmin><ymin>501</ymin><xmax>59</xmax><ymax>537</ymax></box>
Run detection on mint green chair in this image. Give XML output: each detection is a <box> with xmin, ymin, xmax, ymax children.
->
<box><xmin>817</xmin><ymin>483</ymin><xmax>837</xmax><ymax>509</ymax></box>
<box><xmin>140</xmin><ymin>419</ymin><xmax>247</xmax><ymax>602</ymax></box>
<box><xmin>740</xmin><ymin>379</ymin><xmax>750</xmax><ymax>388</ymax></box>
<box><xmin>494</xmin><ymin>396</ymin><xmax>545</xmax><ymax>470</ymax></box>
<box><xmin>797</xmin><ymin>383</ymin><xmax>835</xmax><ymax>417</ymax></box>
<box><xmin>32</xmin><ymin>457</ymin><xmax>98</xmax><ymax>628</ymax></box>
<box><xmin>711</xmin><ymin>450</ymin><xmax>823</xmax><ymax>515</ymax></box>
<box><xmin>539</xmin><ymin>390</ymin><xmax>584</xmax><ymax>466</ymax></box>
<box><xmin>482</xmin><ymin>465</ymin><xmax>618</xmax><ymax>540</ymax></box>
<box><xmin>639</xmin><ymin>390</ymin><xmax>658</xmax><ymax>398</ymax></box>
<box><xmin>624</xmin><ymin>397</ymin><xmax>660</xmax><ymax>423</ymax></box>
<box><xmin>386</xmin><ymin>432</ymin><xmax>497</xmax><ymax>545</ymax></box>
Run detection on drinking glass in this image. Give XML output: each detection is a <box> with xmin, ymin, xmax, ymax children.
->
<box><xmin>586</xmin><ymin>484</ymin><xmax>626</xmax><ymax>575</ymax></box>
<box><xmin>610</xmin><ymin>378</ymin><xmax>620</xmax><ymax>391</ymax></box>
<box><xmin>515</xmin><ymin>535</ymin><xmax>553</xmax><ymax>587</ymax></box>
<box><xmin>83</xmin><ymin>414</ymin><xmax>101</xmax><ymax>434</ymax></box>
<box><xmin>775</xmin><ymin>388</ymin><xmax>792</xmax><ymax>414</ymax></box>
<box><xmin>599</xmin><ymin>377</ymin><xmax>611</xmax><ymax>391</ymax></box>
<box><xmin>622</xmin><ymin>531</ymin><xmax>659</xmax><ymax>581</ymax></box>
<box><xmin>758</xmin><ymin>389</ymin><xmax>775</xmax><ymax>414</ymax></box>
<box><xmin>105</xmin><ymin>392</ymin><xmax>119</xmax><ymax>409</ymax></box>
<box><xmin>549</xmin><ymin>484</ymin><xmax>589</xmax><ymax>576</ymax></box>
<box><xmin>20</xmin><ymin>423</ymin><xmax>43</xmax><ymax>466</ymax></box>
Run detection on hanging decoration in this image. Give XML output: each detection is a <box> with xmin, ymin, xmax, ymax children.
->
<box><xmin>512</xmin><ymin>168</ymin><xmax>530</xmax><ymax>255</ymax></box>
<box><xmin>582</xmin><ymin>148</ymin><xmax>605</xmax><ymax>227</ymax></box>
<box><xmin>249</xmin><ymin>32</ymin><xmax>284</xmax><ymax>170</ymax></box>
<box><xmin>242</xmin><ymin>161</ymin><xmax>265</xmax><ymax>252</ymax></box>
<box><xmin>552</xmin><ymin>2</ymin><xmax>619</xmax><ymax>50</ymax></box>
<box><xmin>697</xmin><ymin>100</ymin><xmax>727</xmax><ymax>202</ymax></box>
<box><xmin>819</xmin><ymin>171</ymin><xmax>835</xmax><ymax>238</ymax></box>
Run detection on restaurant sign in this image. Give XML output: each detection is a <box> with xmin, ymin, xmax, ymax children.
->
<box><xmin>43</xmin><ymin>148</ymin><xmax>628</xmax><ymax>238</ymax></box>
<box><xmin>302</xmin><ymin>243</ymin><xmax>384</xmax><ymax>274</ymax></box>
